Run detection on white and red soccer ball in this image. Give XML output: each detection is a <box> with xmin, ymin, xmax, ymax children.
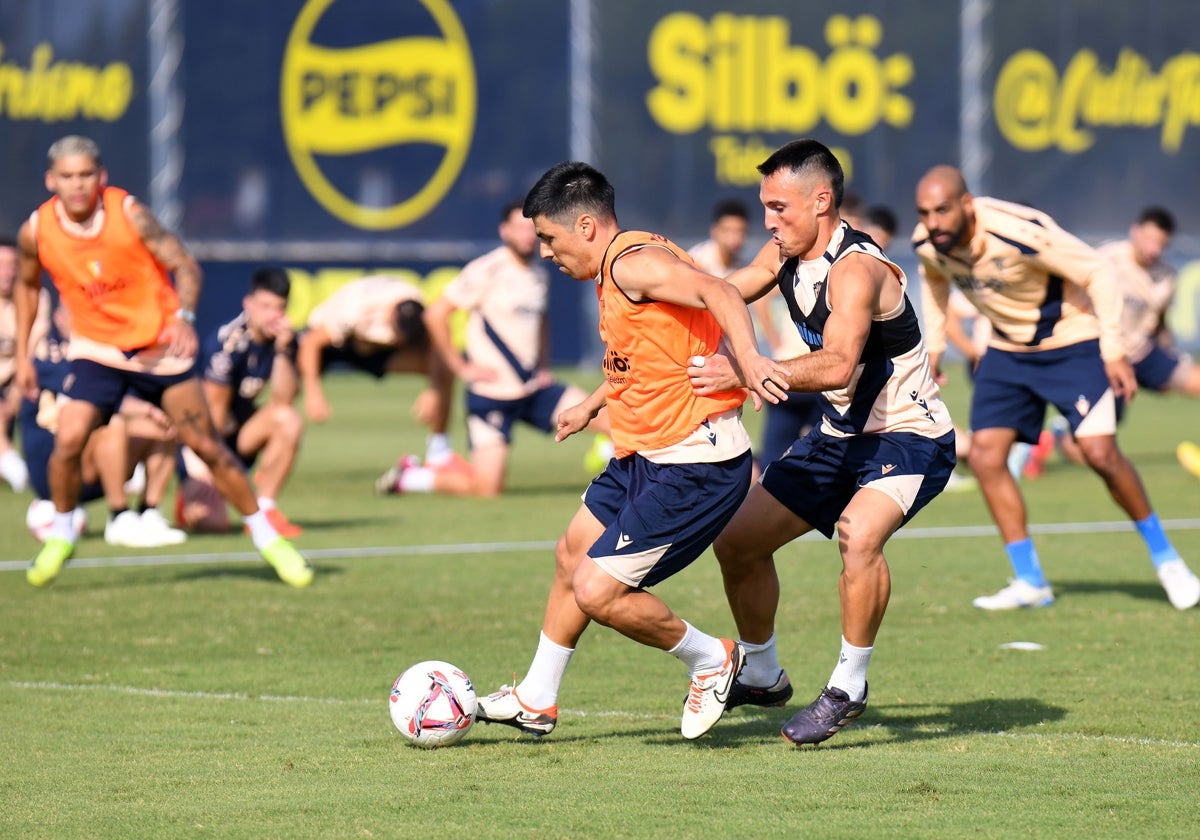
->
<box><xmin>389</xmin><ymin>660</ymin><xmax>476</xmax><ymax>748</ymax></box>
<box><xmin>25</xmin><ymin>499</ymin><xmax>87</xmax><ymax>542</ymax></box>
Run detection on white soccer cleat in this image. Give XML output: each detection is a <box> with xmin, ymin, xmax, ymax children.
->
<box><xmin>1156</xmin><ymin>559</ymin><xmax>1200</xmax><ymax>610</ymax></box>
<box><xmin>680</xmin><ymin>639</ymin><xmax>744</xmax><ymax>740</ymax></box>
<box><xmin>139</xmin><ymin>507</ymin><xmax>188</xmax><ymax>546</ymax></box>
<box><xmin>973</xmin><ymin>579</ymin><xmax>1055</xmax><ymax>610</ymax></box>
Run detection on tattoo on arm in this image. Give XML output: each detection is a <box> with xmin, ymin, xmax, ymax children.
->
<box><xmin>129</xmin><ymin>200</ymin><xmax>203</xmax><ymax>311</ymax></box>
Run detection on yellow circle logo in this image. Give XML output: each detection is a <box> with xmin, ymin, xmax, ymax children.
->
<box><xmin>281</xmin><ymin>0</ymin><xmax>476</xmax><ymax>230</ymax></box>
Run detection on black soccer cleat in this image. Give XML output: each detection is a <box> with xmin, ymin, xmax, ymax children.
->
<box><xmin>726</xmin><ymin>669</ymin><xmax>794</xmax><ymax>710</ymax></box>
<box><xmin>781</xmin><ymin>683</ymin><xmax>868</xmax><ymax>746</ymax></box>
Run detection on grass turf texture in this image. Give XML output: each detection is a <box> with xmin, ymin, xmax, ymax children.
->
<box><xmin>2</xmin><ymin>372</ymin><xmax>1198</xmax><ymax>838</ymax></box>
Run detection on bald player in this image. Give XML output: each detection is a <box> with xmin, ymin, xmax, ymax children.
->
<box><xmin>914</xmin><ymin>165</ymin><xmax>1198</xmax><ymax>611</ymax></box>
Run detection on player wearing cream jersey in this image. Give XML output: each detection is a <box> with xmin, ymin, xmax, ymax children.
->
<box><xmin>1101</xmin><ymin>207</ymin><xmax>1200</xmax><ymax>397</ymax></box>
<box><xmin>296</xmin><ymin>274</ymin><xmax>455</xmax><ymax>467</ymax></box>
<box><xmin>915</xmin><ymin>165</ymin><xmax>1197</xmax><ymax>611</ymax></box>
<box><xmin>692</xmin><ymin>140</ymin><xmax>956</xmax><ymax>747</ymax></box>
<box><xmin>13</xmin><ymin>135</ymin><xmax>310</xmax><ymax>587</ymax></box>
<box><xmin>375</xmin><ymin>200</ymin><xmax>608</xmax><ymax>497</ymax></box>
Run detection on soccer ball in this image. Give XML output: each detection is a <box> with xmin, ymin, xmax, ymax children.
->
<box><xmin>388</xmin><ymin>660</ymin><xmax>477</xmax><ymax>748</ymax></box>
<box><xmin>26</xmin><ymin>499</ymin><xmax>87</xmax><ymax>543</ymax></box>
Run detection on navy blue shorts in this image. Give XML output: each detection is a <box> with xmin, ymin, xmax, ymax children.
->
<box><xmin>582</xmin><ymin>450</ymin><xmax>752</xmax><ymax>588</ymax></box>
<box><xmin>19</xmin><ymin>399</ymin><xmax>103</xmax><ymax>503</ymax></box>
<box><xmin>757</xmin><ymin>391</ymin><xmax>823</xmax><ymax>465</ymax></box>
<box><xmin>971</xmin><ymin>340</ymin><xmax>1117</xmax><ymax>443</ymax></box>
<box><xmin>465</xmin><ymin>383</ymin><xmax>568</xmax><ymax>446</ymax></box>
<box><xmin>1133</xmin><ymin>344</ymin><xmax>1182</xmax><ymax>392</ymax></box>
<box><xmin>760</xmin><ymin>428</ymin><xmax>956</xmax><ymax>539</ymax></box>
<box><xmin>63</xmin><ymin>358</ymin><xmax>196</xmax><ymax>420</ymax></box>
<box><xmin>318</xmin><ymin>343</ymin><xmax>392</xmax><ymax>379</ymax></box>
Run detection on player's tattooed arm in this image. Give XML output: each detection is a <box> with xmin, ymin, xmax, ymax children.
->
<box><xmin>128</xmin><ymin>199</ymin><xmax>203</xmax><ymax>313</ymax></box>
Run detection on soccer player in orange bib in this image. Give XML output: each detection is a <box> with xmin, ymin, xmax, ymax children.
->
<box><xmin>473</xmin><ymin>161</ymin><xmax>784</xmax><ymax>740</ymax></box>
<box><xmin>12</xmin><ymin>135</ymin><xmax>312</xmax><ymax>588</ymax></box>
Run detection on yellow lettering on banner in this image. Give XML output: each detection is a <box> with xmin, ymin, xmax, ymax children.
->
<box><xmin>0</xmin><ymin>42</ymin><xmax>132</xmax><ymax>122</ymax></box>
<box><xmin>645</xmin><ymin>13</ymin><xmax>910</xmax><ymax>187</ymax></box>
<box><xmin>995</xmin><ymin>47</ymin><xmax>1200</xmax><ymax>153</ymax></box>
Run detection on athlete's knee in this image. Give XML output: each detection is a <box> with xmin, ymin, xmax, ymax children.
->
<box><xmin>571</xmin><ymin>563</ymin><xmax>618</xmax><ymax>622</ymax></box>
<box><xmin>1078</xmin><ymin>436</ymin><xmax>1125</xmax><ymax>475</ymax></box>
<box><xmin>268</xmin><ymin>404</ymin><xmax>304</xmax><ymax>443</ymax></box>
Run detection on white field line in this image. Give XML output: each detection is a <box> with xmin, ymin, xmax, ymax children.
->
<box><xmin>4</xmin><ymin>680</ymin><xmax>1198</xmax><ymax>749</ymax></box>
<box><xmin>4</xmin><ymin>518</ymin><xmax>1200</xmax><ymax>573</ymax></box>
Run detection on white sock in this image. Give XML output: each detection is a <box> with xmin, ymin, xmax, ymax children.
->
<box><xmin>243</xmin><ymin>509</ymin><xmax>277</xmax><ymax>549</ymax></box>
<box><xmin>51</xmin><ymin>510</ymin><xmax>77</xmax><ymax>542</ymax></box>
<box><xmin>1</xmin><ymin>449</ymin><xmax>29</xmax><ymax>492</ymax></box>
<box><xmin>667</xmin><ymin>620</ymin><xmax>728</xmax><ymax>676</ymax></box>
<box><xmin>738</xmin><ymin>633</ymin><xmax>782</xmax><ymax>687</ymax></box>
<box><xmin>516</xmin><ymin>632</ymin><xmax>574</xmax><ymax>709</ymax></box>
<box><xmin>425</xmin><ymin>434</ymin><xmax>452</xmax><ymax>466</ymax></box>
<box><xmin>256</xmin><ymin>496</ymin><xmax>276</xmax><ymax>511</ymax></box>
<box><xmin>399</xmin><ymin>466</ymin><xmax>435</xmax><ymax>493</ymax></box>
<box><xmin>828</xmin><ymin>636</ymin><xmax>872</xmax><ymax>702</ymax></box>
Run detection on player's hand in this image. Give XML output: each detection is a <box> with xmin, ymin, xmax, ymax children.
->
<box><xmin>273</xmin><ymin>316</ymin><xmax>295</xmax><ymax>352</ymax></box>
<box><xmin>533</xmin><ymin>369</ymin><xmax>555</xmax><ymax>389</ymax></box>
<box><xmin>15</xmin><ymin>356</ymin><xmax>39</xmax><ymax>402</ymax></box>
<box><xmin>304</xmin><ymin>389</ymin><xmax>331</xmax><ymax>423</ymax></box>
<box><xmin>411</xmin><ymin>388</ymin><xmax>442</xmax><ymax>425</ymax></box>
<box><xmin>740</xmin><ymin>352</ymin><xmax>789</xmax><ymax>410</ymax></box>
<box><xmin>460</xmin><ymin>362</ymin><xmax>499</xmax><ymax>384</ymax></box>
<box><xmin>160</xmin><ymin>318</ymin><xmax>199</xmax><ymax>359</ymax></box>
<box><xmin>1105</xmin><ymin>358</ymin><xmax>1138</xmax><ymax>402</ymax></box>
<box><xmin>555</xmin><ymin>402</ymin><xmax>594</xmax><ymax>442</ymax></box>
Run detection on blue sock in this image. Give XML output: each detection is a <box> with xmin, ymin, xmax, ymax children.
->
<box><xmin>1005</xmin><ymin>538</ymin><xmax>1046</xmax><ymax>587</ymax></box>
<box><xmin>1135</xmin><ymin>513</ymin><xmax>1179</xmax><ymax>568</ymax></box>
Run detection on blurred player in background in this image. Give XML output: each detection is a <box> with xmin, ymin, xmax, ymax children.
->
<box><xmin>178</xmin><ymin>267</ymin><xmax>303</xmax><ymax>537</ymax></box>
<box><xmin>687</xmin><ymin>197</ymin><xmax>751</xmax><ymax>278</ymax></box>
<box><xmin>13</xmin><ymin>135</ymin><xmax>311</xmax><ymax>587</ymax></box>
<box><xmin>474</xmin><ymin>161</ymin><xmax>784</xmax><ymax>741</ymax></box>
<box><xmin>863</xmin><ymin>204</ymin><xmax>898</xmax><ymax>251</ymax></box>
<box><xmin>1096</xmin><ymin>207</ymin><xmax>1200</xmax><ymax>479</ymax></box>
<box><xmin>21</xmin><ymin>302</ymin><xmax>184</xmax><ymax>547</ymax></box>
<box><xmin>295</xmin><ymin>274</ymin><xmax>455</xmax><ymax>468</ymax></box>
<box><xmin>915</xmin><ymin>165</ymin><xmax>1197</xmax><ymax>611</ymax></box>
<box><xmin>1</xmin><ymin>234</ymin><xmax>49</xmax><ymax>493</ymax></box>
<box><xmin>694</xmin><ymin>140</ymin><xmax>956</xmax><ymax>746</ymax></box>
<box><xmin>376</xmin><ymin>200</ymin><xmax>608</xmax><ymax>497</ymax></box>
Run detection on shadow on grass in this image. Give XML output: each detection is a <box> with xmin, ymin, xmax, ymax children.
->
<box><xmin>1052</xmin><ymin>578</ymin><xmax>1173</xmax><ymax>606</ymax></box>
<box><xmin>467</xmin><ymin>695</ymin><xmax>1067</xmax><ymax>752</ymax></box>
<box><xmin>168</xmin><ymin>562</ymin><xmax>344</xmax><ymax>584</ymax></box>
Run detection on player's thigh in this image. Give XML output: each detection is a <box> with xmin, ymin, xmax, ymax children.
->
<box><xmin>54</xmin><ymin>399</ymin><xmax>106</xmax><ymax>456</ymax></box>
<box><xmin>970</xmin><ymin>350</ymin><xmax>1045</xmax><ymax>443</ymax></box>
<box><xmin>714</xmin><ymin>482</ymin><xmax>811</xmax><ymax>562</ymax></box>
<box><xmin>233</xmin><ymin>408</ymin><xmax>280</xmax><ymax>459</ymax></box>
<box><xmin>160</xmin><ymin>378</ymin><xmax>218</xmax><ymax>447</ymax></box>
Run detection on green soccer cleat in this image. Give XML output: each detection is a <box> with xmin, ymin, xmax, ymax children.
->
<box><xmin>27</xmin><ymin>537</ymin><xmax>75</xmax><ymax>587</ymax></box>
<box><xmin>261</xmin><ymin>537</ymin><xmax>314</xmax><ymax>588</ymax></box>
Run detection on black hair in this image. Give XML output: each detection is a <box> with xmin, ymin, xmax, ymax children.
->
<box><xmin>523</xmin><ymin>161</ymin><xmax>616</xmax><ymax>225</ymax></box>
<box><xmin>1137</xmin><ymin>206</ymin><xmax>1175</xmax><ymax>236</ymax></box>
<box><xmin>865</xmin><ymin>205</ymin><xmax>898</xmax><ymax>236</ymax></box>
<box><xmin>393</xmin><ymin>299</ymin><xmax>428</xmax><ymax>348</ymax></box>
<box><xmin>249</xmin><ymin>266</ymin><xmax>291</xmax><ymax>300</ymax></box>
<box><xmin>756</xmin><ymin>139</ymin><xmax>845</xmax><ymax>209</ymax></box>
<box><xmin>499</xmin><ymin>198</ymin><xmax>524</xmax><ymax>222</ymax></box>
<box><xmin>711</xmin><ymin>198</ymin><xmax>748</xmax><ymax>223</ymax></box>
<box><xmin>0</xmin><ymin>234</ymin><xmax>17</xmax><ymax>249</ymax></box>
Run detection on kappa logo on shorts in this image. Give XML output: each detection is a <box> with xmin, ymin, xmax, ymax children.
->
<box><xmin>281</xmin><ymin>0</ymin><xmax>476</xmax><ymax>230</ymax></box>
<box><xmin>616</xmin><ymin>533</ymin><xmax>634</xmax><ymax>550</ymax></box>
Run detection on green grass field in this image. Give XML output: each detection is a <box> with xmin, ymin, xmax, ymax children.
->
<box><xmin>2</xmin><ymin>372</ymin><xmax>1198</xmax><ymax>838</ymax></box>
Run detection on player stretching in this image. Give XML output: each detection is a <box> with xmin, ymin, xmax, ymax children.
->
<box><xmin>13</xmin><ymin>135</ymin><xmax>311</xmax><ymax>588</ymax></box>
<box><xmin>914</xmin><ymin>166</ymin><xmax>1197</xmax><ymax>610</ymax></box>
